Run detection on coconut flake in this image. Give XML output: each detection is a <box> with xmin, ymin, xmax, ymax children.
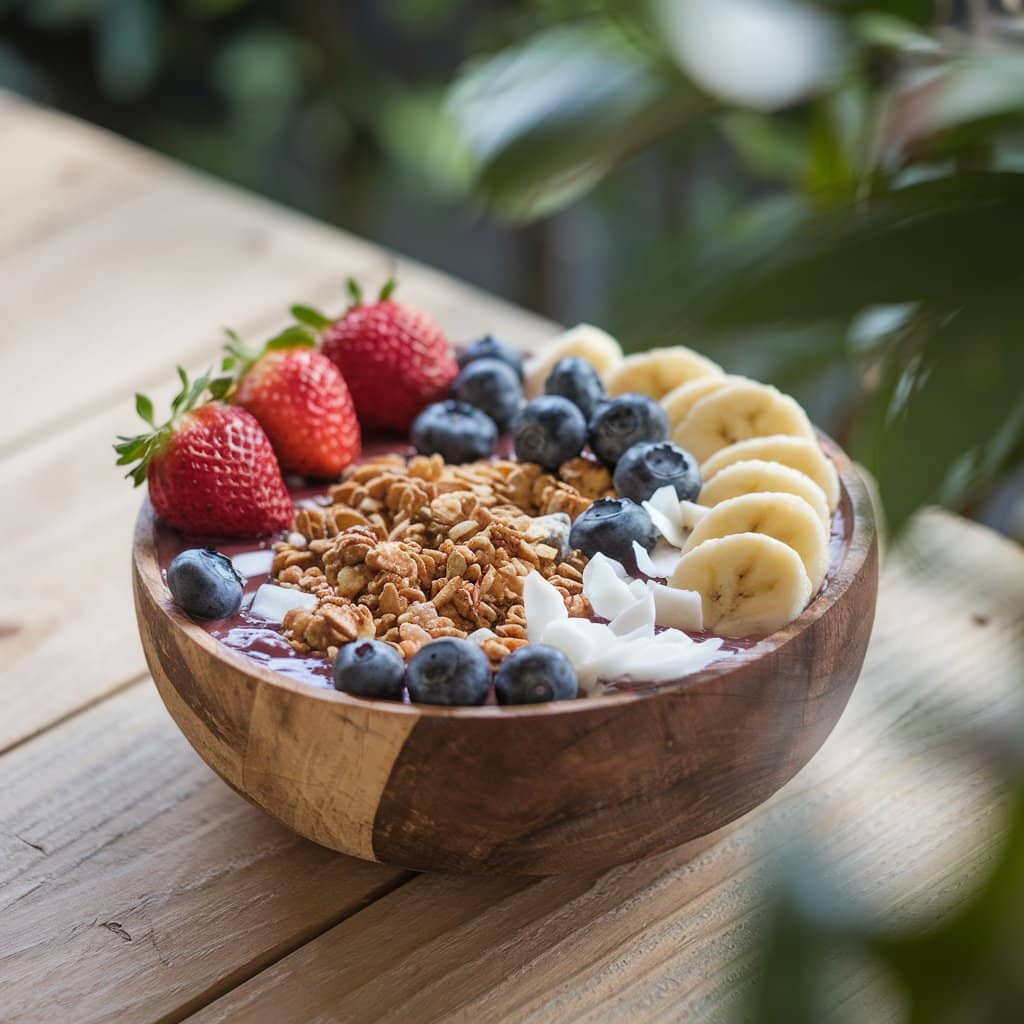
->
<box><xmin>649</xmin><ymin>583</ymin><xmax>704</xmax><ymax>631</ymax></box>
<box><xmin>609</xmin><ymin>592</ymin><xmax>656</xmax><ymax>638</ymax></box>
<box><xmin>523</xmin><ymin>571</ymin><xmax>568</xmax><ymax>643</ymax></box>
<box><xmin>249</xmin><ymin>584</ymin><xmax>317</xmax><ymax>623</ymax></box>
<box><xmin>643</xmin><ymin>487</ymin><xmax>688</xmax><ymax>548</ymax></box>
<box><xmin>231</xmin><ymin>549</ymin><xmax>274</xmax><ymax>579</ymax></box>
<box><xmin>583</xmin><ymin>553</ymin><xmax>639</xmax><ymax>621</ymax></box>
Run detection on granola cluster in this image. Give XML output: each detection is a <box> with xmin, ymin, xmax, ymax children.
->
<box><xmin>272</xmin><ymin>453</ymin><xmax>614</xmax><ymax>663</ymax></box>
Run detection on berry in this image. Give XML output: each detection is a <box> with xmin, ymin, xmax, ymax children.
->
<box><xmin>452</xmin><ymin>357</ymin><xmax>523</xmax><ymax>432</ymax></box>
<box><xmin>166</xmin><ymin>548</ymin><xmax>244</xmax><ymax>620</ymax></box>
<box><xmin>588</xmin><ymin>393</ymin><xmax>669</xmax><ymax>468</ymax></box>
<box><xmin>511</xmin><ymin>396</ymin><xmax>587</xmax><ymax>471</ymax></box>
<box><xmin>544</xmin><ymin>356</ymin><xmax>605</xmax><ymax>421</ymax></box>
<box><xmin>333</xmin><ymin>639</ymin><xmax>405</xmax><ymax>700</ymax></box>
<box><xmin>115</xmin><ymin>371</ymin><xmax>293</xmax><ymax>538</ymax></box>
<box><xmin>229</xmin><ymin>333</ymin><xmax>360</xmax><ymax>479</ymax></box>
<box><xmin>494</xmin><ymin>645</ymin><xmax>579</xmax><ymax>704</ymax></box>
<box><xmin>613</xmin><ymin>441</ymin><xmax>701</xmax><ymax>504</ymax></box>
<box><xmin>411</xmin><ymin>400</ymin><xmax>498</xmax><ymax>464</ymax></box>
<box><xmin>569</xmin><ymin>497</ymin><xmax>658</xmax><ymax>566</ymax></box>
<box><xmin>406</xmin><ymin>638</ymin><xmax>492</xmax><ymax>706</ymax></box>
<box><xmin>318</xmin><ymin>279</ymin><xmax>458</xmax><ymax>431</ymax></box>
<box><xmin>457</xmin><ymin>334</ymin><xmax>524</xmax><ymax>380</ymax></box>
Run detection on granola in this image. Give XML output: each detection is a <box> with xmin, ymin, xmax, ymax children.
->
<box><xmin>275</xmin><ymin>454</ymin><xmax>596</xmax><ymax>661</ymax></box>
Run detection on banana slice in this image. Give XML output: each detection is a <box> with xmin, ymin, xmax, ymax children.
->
<box><xmin>670</xmin><ymin>533</ymin><xmax>812</xmax><ymax>638</ymax></box>
<box><xmin>604</xmin><ymin>346</ymin><xmax>723</xmax><ymax>400</ymax></box>
<box><xmin>699</xmin><ymin>459</ymin><xmax>830</xmax><ymax>529</ymax></box>
<box><xmin>682</xmin><ymin>492</ymin><xmax>828</xmax><ymax>591</ymax></box>
<box><xmin>701</xmin><ymin>434</ymin><xmax>840</xmax><ymax>511</ymax></box>
<box><xmin>672</xmin><ymin>380</ymin><xmax>814</xmax><ymax>463</ymax></box>
<box><xmin>524</xmin><ymin>324</ymin><xmax>624</xmax><ymax>398</ymax></box>
<box><xmin>663</xmin><ymin>375</ymin><xmax>740</xmax><ymax>431</ymax></box>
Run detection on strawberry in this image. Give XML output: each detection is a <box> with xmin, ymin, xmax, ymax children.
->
<box><xmin>226</xmin><ymin>328</ymin><xmax>361</xmax><ymax>478</ymax></box>
<box><xmin>297</xmin><ymin>279</ymin><xmax>457</xmax><ymax>432</ymax></box>
<box><xmin>115</xmin><ymin>370</ymin><xmax>293</xmax><ymax>538</ymax></box>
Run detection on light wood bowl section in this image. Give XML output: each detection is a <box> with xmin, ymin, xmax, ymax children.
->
<box><xmin>133</xmin><ymin>439</ymin><xmax>877</xmax><ymax>876</ymax></box>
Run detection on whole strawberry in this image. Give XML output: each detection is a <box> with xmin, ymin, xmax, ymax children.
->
<box><xmin>115</xmin><ymin>370</ymin><xmax>293</xmax><ymax>538</ymax></box>
<box><xmin>227</xmin><ymin>328</ymin><xmax>361</xmax><ymax>478</ymax></box>
<box><xmin>304</xmin><ymin>279</ymin><xmax>457</xmax><ymax>432</ymax></box>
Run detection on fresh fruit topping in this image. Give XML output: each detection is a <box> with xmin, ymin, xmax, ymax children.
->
<box><xmin>166</xmin><ymin>548</ymin><xmax>244</xmax><ymax>620</ymax></box>
<box><xmin>452</xmin><ymin>357</ymin><xmax>523</xmax><ymax>431</ymax></box>
<box><xmin>333</xmin><ymin>639</ymin><xmax>406</xmax><ymax>700</ymax></box>
<box><xmin>682</xmin><ymin>491</ymin><xmax>829</xmax><ymax>592</ymax></box>
<box><xmin>511</xmin><ymin>396</ymin><xmax>587</xmax><ymax>471</ymax></box>
<box><xmin>494</xmin><ymin>644</ymin><xmax>579</xmax><ymax>704</ymax></box>
<box><xmin>250</xmin><ymin>583</ymin><xmax>318</xmax><ymax>622</ymax></box>
<box><xmin>670</xmin><ymin>532</ymin><xmax>813</xmax><ymax>638</ymax></box>
<box><xmin>672</xmin><ymin>379</ymin><xmax>815</xmax><ymax>463</ymax></box>
<box><xmin>114</xmin><ymin>370</ymin><xmax>292</xmax><ymax>538</ymax></box>
<box><xmin>524</xmin><ymin>324</ymin><xmax>623</xmax><ymax>398</ymax></box>
<box><xmin>410</xmin><ymin>400</ymin><xmax>498</xmax><ymax>464</ymax></box>
<box><xmin>604</xmin><ymin>346</ymin><xmax>723</xmax><ymax>399</ymax></box>
<box><xmin>406</xmin><ymin>637</ymin><xmax>492</xmax><ymax>706</ymax></box>
<box><xmin>544</xmin><ymin>355</ymin><xmax>606</xmax><ymax>421</ymax></box>
<box><xmin>699</xmin><ymin>459</ymin><xmax>830</xmax><ymax>528</ymax></box>
<box><xmin>226</xmin><ymin>331</ymin><xmax>360</xmax><ymax>479</ymax></box>
<box><xmin>318</xmin><ymin>279</ymin><xmax>458</xmax><ymax>431</ymax></box>
<box><xmin>457</xmin><ymin>334</ymin><xmax>525</xmax><ymax>380</ymax></box>
<box><xmin>662</xmin><ymin>375</ymin><xmax>738</xmax><ymax>430</ymax></box>
<box><xmin>569</xmin><ymin>497</ymin><xmax>659</xmax><ymax>566</ymax></box>
<box><xmin>613</xmin><ymin>441</ymin><xmax>701</xmax><ymax>504</ymax></box>
<box><xmin>587</xmin><ymin>393</ymin><xmax>669</xmax><ymax>468</ymax></box>
<box><xmin>701</xmin><ymin>434</ymin><xmax>840</xmax><ymax>511</ymax></box>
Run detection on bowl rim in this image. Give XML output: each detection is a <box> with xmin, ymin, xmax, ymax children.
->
<box><xmin>133</xmin><ymin>434</ymin><xmax>876</xmax><ymax>721</ymax></box>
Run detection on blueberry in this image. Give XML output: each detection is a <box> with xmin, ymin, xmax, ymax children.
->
<box><xmin>410</xmin><ymin>400</ymin><xmax>498</xmax><ymax>464</ymax></box>
<box><xmin>569</xmin><ymin>497</ymin><xmax>658</xmax><ymax>566</ymax></box>
<box><xmin>333</xmin><ymin>639</ymin><xmax>406</xmax><ymax>700</ymax></box>
<box><xmin>457</xmin><ymin>335</ymin><xmax>525</xmax><ymax>380</ymax></box>
<box><xmin>452</xmin><ymin>357</ymin><xmax>523</xmax><ymax>432</ymax></box>
<box><xmin>613</xmin><ymin>441</ymin><xmax>702</xmax><ymax>504</ymax></box>
<box><xmin>406</xmin><ymin>638</ymin><xmax>492</xmax><ymax>706</ymax></box>
<box><xmin>588</xmin><ymin>393</ymin><xmax>669</xmax><ymax>468</ymax></box>
<box><xmin>511</xmin><ymin>396</ymin><xmax>587</xmax><ymax>472</ymax></box>
<box><xmin>166</xmin><ymin>548</ymin><xmax>244</xmax><ymax>620</ymax></box>
<box><xmin>494</xmin><ymin>645</ymin><xmax>579</xmax><ymax>705</ymax></box>
<box><xmin>544</xmin><ymin>356</ymin><xmax>605</xmax><ymax>421</ymax></box>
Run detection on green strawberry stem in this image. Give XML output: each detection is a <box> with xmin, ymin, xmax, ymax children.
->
<box><xmin>113</xmin><ymin>367</ymin><xmax>223</xmax><ymax>487</ymax></box>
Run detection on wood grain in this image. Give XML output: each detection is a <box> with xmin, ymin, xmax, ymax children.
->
<box><xmin>134</xmin><ymin>439</ymin><xmax>877</xmax><ymax>875</ymax></box>
<box><xmin>0</xmin><ymin>681</ymin><xmax>410</xmax><ymax>1024</ymax></box>
<box><xmin>187</xmin><ymin>512</ymin><xmax>1024</xmax><ymax>1024</ymax></box>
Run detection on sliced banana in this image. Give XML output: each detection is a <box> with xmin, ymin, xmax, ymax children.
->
<box><xmin>699</xmin><ymin>459</ymin><xmax>830</xmax><ymax>530</ymax></box>
<box><xmin>682</xmin><ymin>492</ymin><xmax>828</xmax><ymax>592</ymax></box>
<box><xmin>670</xmin><ymin>533</ymin><xmax>812</xmax><ymax>638</ymax></box>
<box><xmin>701</xmin><ymin>434</ymin><xmax>840</xmax><ymax>511</ymax></box>
<box><xmin>663</xmin><ymin>375</ymin><xmax>739</xmax><ymax>431</ymax></box>
<box><xmin>672</xmin><ymin>380</ymin><xmax>815</xmax><ymax>463</ymax></box>
<box><xmin>604</xmin><ymin>346</ymin><xmax>723</xmax><ymax>400</ymax></box>
<box><xmin>524</xmin><ymin>324</ymin><xmax>624</xmax><ymax>398</ymax></box>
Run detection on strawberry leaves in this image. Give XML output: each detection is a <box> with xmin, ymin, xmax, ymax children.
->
<box><xmin>115</xmin><ymin>366</ymin><xmax>220</xmax><ymax>487</ymax></box>
<box><xmin>290</xmin><ymin>304</ymin><xmax>332</xmax><ymax>330</ymax></box>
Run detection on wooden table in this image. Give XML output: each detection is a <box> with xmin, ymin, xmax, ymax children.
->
<box><xmin>2</xmin><ymin>93</ymin><xmax>1023</xmax><ymax>1024</ymax></box>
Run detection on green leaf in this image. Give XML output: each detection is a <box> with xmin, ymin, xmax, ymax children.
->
<box><xmin>134</xmin><ymin>393</ymin><xmax>155</xmax><ymax>427</ymax></box>
<box><xmin>264</xmin><ymin>325</ymin><xmax>316</xmax><ymax>351</ymax></box>
<box><xmin>290</xmin><ymin>304</ymin><xmax>332</xmax><ymax>330</ymax></box>
<box><xmin>378</xmin><ymin>279</ymin><xmax>396</xmax><ymax>302</ymax></box>
<box><xmin>851</xmin><ymin>286</ymin><xmax>1024</xmax><ymax>533</ymax></box>
<box><xmin>95</xmin><ymin>0</ymin><xmax>162</xmax><ymax>102</ymax></box>
<box><xmin>346</xmin><ymin>278</ymin><xmax>363</xmax><ymax>306</ymax></box>
<box><xmin>447</xmin><ymin>24</ymin><xmax>699</xmax><ymax>219</ymax></box>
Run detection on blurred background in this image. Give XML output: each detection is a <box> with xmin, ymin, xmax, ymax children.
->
<box><xmin>3</xmin><ymin>2</ymin><xmax>1023</xmax><ymax>1017</ymax></box>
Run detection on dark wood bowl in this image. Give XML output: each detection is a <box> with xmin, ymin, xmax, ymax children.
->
<box><xmin>133</xmin><ymin>439</ymin><xmax>877</xmax><ymax>876</ymax></box>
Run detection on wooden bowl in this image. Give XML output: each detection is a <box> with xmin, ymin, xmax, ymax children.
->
<box><xmin>133</xmin><ymin>439</ymin><xmax>877</xmax><ymax>876</ymax></box>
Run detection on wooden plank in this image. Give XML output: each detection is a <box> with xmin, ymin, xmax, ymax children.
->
<box><xmin>0</xmin><ymin>680</ymin><xmax>412</xmax><ymax>1024</ymax></box>
<box><xmin>187</xmin><ymin>512</ymin><xmax>1024</xmax><ymax>1023</ymax></box>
